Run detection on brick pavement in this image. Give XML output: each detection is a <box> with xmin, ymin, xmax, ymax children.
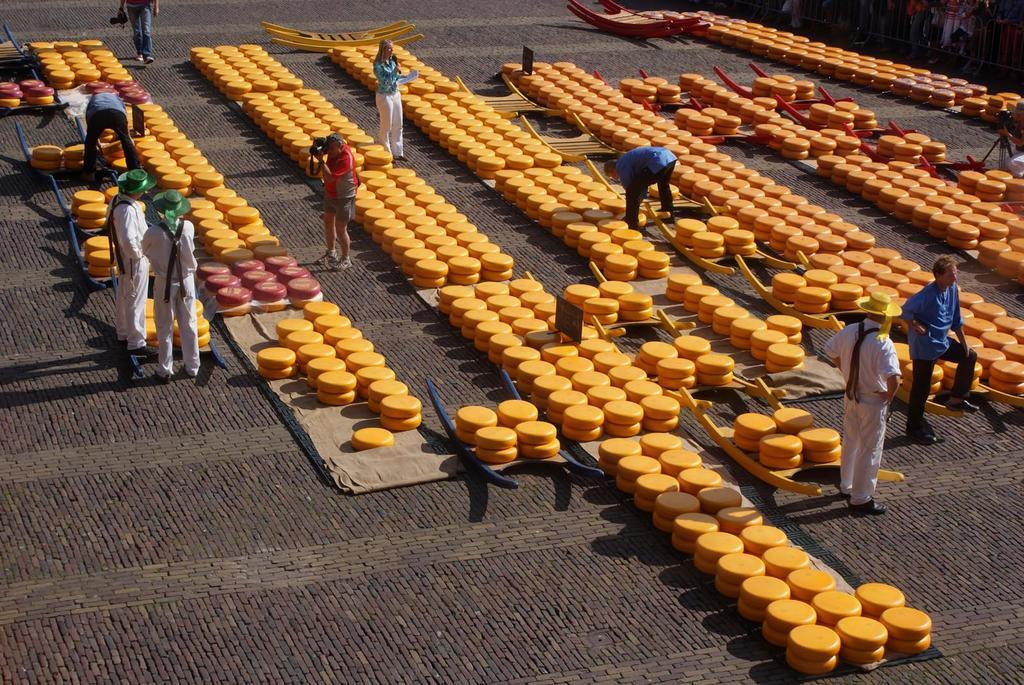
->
<box><xmin>2</xmin><ymin>0</ymin><xmax>1024</xmax><ymax>682</ymax></box>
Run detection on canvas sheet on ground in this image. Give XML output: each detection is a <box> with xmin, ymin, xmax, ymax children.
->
<box><xmin>223</xmin><ymin>308</ymin><xmax>460</xmax><ymax>494</ymax></box>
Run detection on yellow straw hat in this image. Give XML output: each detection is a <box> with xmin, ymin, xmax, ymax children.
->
<box><xmin>855</xmin><ymin>291</ymin><xmax>901</xmax><ymax>339</ymax></box>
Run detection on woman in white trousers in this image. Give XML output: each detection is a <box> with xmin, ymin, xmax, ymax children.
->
<box><xmin>373</xmin><ymin>39</ymin><xmax>405</xmax><ymax>161</ymax></box>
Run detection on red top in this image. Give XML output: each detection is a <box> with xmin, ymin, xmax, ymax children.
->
<box><xmin>323</xmin><ymin>145</ymin><xmax>358</xmax><ymax>199</ymax></box>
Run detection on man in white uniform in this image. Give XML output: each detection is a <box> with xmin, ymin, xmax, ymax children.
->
<box><xmin>108</xmin><ymin>169</ymin><xmax>155</xmax><ymax>356</ymax></box>
<box><xmin>823</xmin><ymin>291</ymin><xmax>902</xmax><ymax>516</ymax></box>
<box><xmin>142</xmin><ymin>190</ymin><xmax>199</xmax><ymax>382</ymax></box>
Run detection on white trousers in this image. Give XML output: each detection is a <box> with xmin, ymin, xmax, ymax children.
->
<box><xmin>115</xmin><ymin>257</ymin><xmax>149</xmax><ymax>350</ymax></box>
<box><xmin>1003</xmin><ymin>152</ymin><xmax>1024</xmax><ymax>178</ymax></box>
<box><xmin>840</xmin><ymin>398</ymin><xmax>888</xmax><ymax>505</ymax></box>
<box><xmin>153</xmin><ymin>276</ymin><xmax>200</xmax><ymax>378</ymax></box>
<box><xmin>376</xmin><ymin>91</ymin><xmax>404</xmax><ymax>157</ymax></box>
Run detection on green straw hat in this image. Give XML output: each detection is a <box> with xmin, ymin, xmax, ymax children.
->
<box><xmin>152</xmin><ymin>189</ymin><xmax>191</xmax><ymax>228</ymax></box>
<box><xmin>116</xmin><ymin>168</ymin><xmax>156</xmax><ymax>195</ymax></box>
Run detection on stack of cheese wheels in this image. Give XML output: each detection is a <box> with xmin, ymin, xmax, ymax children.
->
<box><xmin>785</xmin><ymin>624</ymin><xmax>841</xmax><ymax>675</ymax></box>
<box><xmin>73</xmin><ymin>192</ymin><xmax>110</xmax><ymax>231</ymax></box>
<box><xmin>901</xmin><ymin>360</ymin><xmax>943</xmax><ymax>396</ymax></box>
<box><xmin>856</xmin><ymin>582</ymin><xmax>906</xmax><ymax>617</ymax></box>
<box><xmin>455</xmin><ymin>405</ymin><xmax>497</xmax><ymax>445</ymax></box>
<box><xmin>379</xmin><ymin>394</ymin><xmax>422</xmax><ymax>432</ymax></box>
<box><xmin>561</xmin><ymin>403</ymin><xmax>605</xmax><ymax>442</ymax></box>
<box><xmin>641</xmin><ymin>394</ymin><xmax>680</xmax><ymax>432</ymax></box>
<box><xmin>733</xmin><ymin>413</ymin><xmax>777</xmax><ymax>453</ymax></box>
<box><xmin>750</xmin><ymin>329</ymin><xmax>788</xmax><ymax>362</ymax></box>
<box><xmin>880</xmin><ymin>607</ymin><xmax>933</xmax><ymax>655</ymax></box>
<box><xmin>771</xmin><ymin>273</ymin><xmax>805</xmax><ymax>304</ymax></box>
<box><xmin>715</xmin><ymin>552</ymin><xmax>767</xmax><ymax>598</ymax></box>
<box><xmin>30</xmin><ymin>144</ymin><xmax>63</xmax><ymax>172</ymax></box>
<box><xmin>597</xmin><ymin>437</ymin><xmax>642</xmax><ymax>475</ymax></box>
<box><xmin>352</xmin><ymin>426</ymin><xmax>395</xmax><ymax>451</ymax></box>
<box><xmin>367</xmin><ymin>379</ymin><xmax>407</xmax><ymax>413</ymax></box>
<box><xmin>532</xmin><ymin>373</ymin><xmax>571</xmax><ymax>413</ymax></box>
<box><xmin>835</xmin><ymin>616</ymin><xmax>889</xmax><ymax>664</ymax></box>
<box><xmin>716</xmin><ymin>505</ymin><xmax>763</xmax><ymax>535</ymax></box>
<box><xmin>656</xmin><ymin>356</ymin><xmax>696</xmax><ymax>390</ymax></box>
<box><xmin>988</xmin><ymin>360</ymin><xmax>1024</xmax><ymax>394</ymax></box>
<box><xmin>315</xmin><ymin>369</ymin><xmax>357</xmax><ymax>406</ymax></box>
<box><xmin>759</xmin><ymin>432</ymin><xmax>803</xmax><ymax>470</ymax></box>
<box><xmin>695</xmin><ymin>353</ymin><xmax>734</xmax><ymax>386</ymax></box>
<box><xmin>633</xmin><ymin>472</ymin><xmax>681</xmax><ymax>512</ymax></box>
<box><xmin>547</xmin><ymin>387</ymin><xmax>587</xmax><ymax>425</ymax></box>
<box><xmin>763</xmin><ymin>545</ymin><xmax>812</xmax><ymax>580</ymax></box>
<box><xmin>762</xmin><ymin>598</ymin><xmax>818</xmax><ymax>648</ymax></box>
<box><xmin>82</xmin><ymin>235</ymin><xmax>115</xmax><ymax>278</ymax></box>
<box><xmin>694</xmin><ymin>531</ymin><xmax>744</xmax><ymax>574</ymax></box>
<box><xmin>474</xmin><ymin>423</ymin><xmax>518</xmax><ymax>464</ymax></box>
<box><xmin>787</xmin><ymin>568</ymin><xmax>837</xmax><ymax>603</ymax></box>
<box><xmin>730</xmin><ymin>316</ymin><xmax>766</xmax><ymax>350</ymax></box>
<box><xmin>635</xmin><ymin>341</ymin><xmax>677</xmax><ymax>375</ymax></box>
<box><xmin>799</xmin><ymin>427</ymin><xmax>841</xmax><ymax>463</ymax></box>
<box><xmin>515</xmin><ymin>420</ymin><xmax>560</xmax><ymax>459</ymax></box>
<box><xmin>678</xmin><ymin>465</ymin><xmax>723</xmax><ymax>496</ymax></box>
<box><xmin>614</xmin><ymin>453</ymin><xmax>661</xmax><ymax>494</ymax></box>
<box><xmin>652</xmin><ymin>490</ymin><xmax>700</xmax><ymax>532</ymax></box>
<box><xmin>697</xmin><ymin>485</ymin><xmax>742</xmax><ymax>517</ymax></box>
<box><xmin>256</xmin><ymin>346</ymin><xmax>296</xmax><ymax>380</ymax></box>
<box><xmin>739</xmin><ymin>575</ymin><xmax>792</xmax><ymax>622</ymax></box>
<box><xmin>773</xmin><ymin>406</ymin><xmax>814</xmax><ymax>434</ymax></box>
<box><xmin>812</xmin><ymin>590</ymin><xmax>863</xmax><ymax>628</ymax></box>
<box><xmin>602</xmin><ymin>399</ymin><xmax>644</xmax><ymax>437</ymax></box>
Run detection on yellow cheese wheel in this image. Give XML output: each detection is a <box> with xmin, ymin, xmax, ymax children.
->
<box><xmin>784</xmin><ymin>653</ymin><xmax>837</xmax><ymax>675</ymax></box>
<box><xmin>886</xmin><ymin>632</ymin><xmax>932</xmax><ymax>654</ymax></box>
<box><xmin>563</xmin><ymin>404</ymin><xmax>605</xmax><ymax>431</ymax></box>
<box><xmin>698</xmin><ymin>486</ymin><xmax>743</xmax><ymax>514</ymax></box>
<box><xmin>717</xmin><ymin>552</ymin><xmax>767</xmax><ymax>588</ymax></box>
<box><xmin>788</xmin><ymin>568</ymin><xmax>838</xmax><ymax>602</ymax></box>
<box><xmin>840</xmin><ymin>644</ymin><xmax>885</xmax><ymax>665</ymax></box>
<box><xmin>303</xmin><ymin>300</ymin><xmax>340</xmax><ymax>321</ymax></box>
<box><xmin>351</xmin><ymin>427</ymin><xmax>394</xmax><ymax>451</ymax></box>
<box><xmin>496</xmin><ymin>399</ymin><xmax>538</xmax><ymax>427</ymax></box>
<box><xmin>456</xmin><ymin>405</ymin><xmax>498</xmax><ymax>434</ymax></box>
<box><xmin>855</xmin><ymin>583</ymin><xmax>906</xmax><ymax>617</ymax></box>
<box><xmin>634</xmin><ymin>473</ymin><xmax>680</xmax><ymax>500</ymax></box>
<box><xmin>598</xmin><ymin>437</ymin><xmax>641</xmax><ymax>464</ymax></box>
<box><xmin>476</xmin><ymin>445</ymin><xmax>519</xmax><ymax>464</ymax></box>
<box><xmin>654</xmin><ymin>490</ymin><xmax>701</xmax><ymax>524</ymax></box>
<box><xmin>760</xmin><ymin>433</ymin><xmax>803</xmax><ymax>460</ymax></box>
<box><xmin>674</xmin><ymin>335</ymin><xmax>712</xmax><ymax>360</ymax></box>
<box><xmin>317</xmin><ymin>389</ymin><xmax>356</xmax><ymax>406</ymax></box>
<box><xmin>259</xmin><ymin>364</ymin><xmax>295</xmax><ymax>380</ymax></box>
<box><xmin>257</xmin><ymin>346</ymin><xmax>297</xmax><ymax>370</ymax></box>
<box><xmin>799</xmin><ymin>427</ymin><xmax>841</xmax><ymax>451</ymax></box>
<box><xmin>765</xmin><ymin>598</ymin><xmax>818</xmax><ymax>635</ymax></box>
<box><xmin>880</xmin><ymin>607</ymin><xmax>932</xmax><ymax>642</ymax></box>
<box><xmin>380</xmin><ymin>395</ymin><xmax>422</xmax><ymax>420</ymax></box>
<box><xmin>787</xmin><ymin>623</ymin><xmax>842</xmax><ymax>663</ymax></box>
<box><xmin>515</xmin><ymin>420</ymin><xmax>558</xmax><ymax>446</ymax></box>
<box><xmin>519</xmin><ymin>439</ymin><xmax>560</xmax><ymax>459</ymax></box>
<box><xmin>740</xmin><ymin>525</ymin><xmax>789</xmax><ymax>555</ymax></box>
<box><xmin>717</xmin><ymin>506</ymin><xmax>763</xmax><ymax>534</ymax></box>
<box><xmin>812</xmin><ymin>591</ymin><xmax>863</xmax><ymax>626</ymax></box>
<box><xmin>678</xmin><ymin>467</ymin><xmax>723</xmax><ymax>494</ymax></box>
<box><xmin>475</xmin><ymin>426</ymin><xmax>517</xmax><ymax>451</ymax></box>
<box><xmin>741</xmin><ymin>575</ymin><xmax>792</xmax><ymax>611</ymax></box>
<box><xmin>276</xmin><ymin>318</ymin><xmax>314</xmax><ymax>343</ymax></box>
<box><xmin>772</xmin><ymin>407</ymin><xmax>814</xmax><ymax>433</ymax></box>
<box><xmin>763</xmin><ymin>546</ymin><xmax>812</xmax><ymax>579</ymax></box>
<box><xmin>658</xmin><ymin>449</ymin><xmax>702</xmax><ymax>476</ymax></box>
<box><xmin>616</xmin><ymin>454</ymin><xmax>662</xmax><ymax>481</ymax></box>
<box><xmin>836</xmin><ymin>616</ymin><xmax>889</xmax><ymax>652</ymax></box>
<box><xmin>316</xmin><ymin>370</ymin><xmax>357</xmax><ymax>395</ymax></box>
<box><xmin>671</xmin><ymin>512</ymin><xmax>719</xmax><ymax>548</ymax></box>
<box><xmin>695</xmin><ymin>531</ymin><xmax>745</xmax><ymax>562</ymax></box>
<box><xmin>696</xmin><ymin>353</ymin><xmax>734</xmax><ymax>375</ymax></box>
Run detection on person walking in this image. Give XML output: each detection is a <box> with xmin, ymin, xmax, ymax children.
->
<box><xmin>373</xmin><ymin>39</ymin><xmax>405</xmax><ymax>161</ymax></box>
<box><xmin>824</xmin><ymin>292</ymin><xmax>903</xmax><ymax>516</ymax></box>
<box><xmin>82</xmin><ymin>91</ymin><xmax>140</xmax><ymax>177</ymax></box>
<box><xmin>120</xmin><ymin>0</ymin><xmax>158</xmax><ymax>64</ymax></box>
<box><xmin>603</xmin><ymin>146</ymin><xmax>677</xmax><ymax>231</ymax></box>
<box><xmin>314</xmin><ymin>133</ymin><xmax>357</xmax><ymax>269</ymax></box>
<box><xmin>108</xmin><ymin>169</ymin><xmax>155</xmax><ymax>357</ymax></box>
<box><xmin>142</xmin><ymin>190</ymin><xmax>200</xmax><ymax>382</ymax></box>
<box><xmin>900</xmin><ymin>255</ymin><xmax>979</xmax><ymax>444</ymax></box>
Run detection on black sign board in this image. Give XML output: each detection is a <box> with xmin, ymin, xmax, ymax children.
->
<box><xmin>556</xmin><ymin>296</ymin><xmax>584</xmax><ymax>343</ymax></box>
<box><xmin>131</xmin><ymin>104</ymin><xmax>145</xmax><ymax>137</ymax></box>
<box><xmin>522</xmin><ymin>46</ymin><xmax>534</xmax><ymax>76</ymax></box>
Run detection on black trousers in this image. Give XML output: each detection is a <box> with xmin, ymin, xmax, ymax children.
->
<box><xmin>906</xmin><ymin>339</ymin><xmax>977</xmax><ymax>432</ymax></box>
<box><xmin>83</xmin><ymin>108</ymin><xmax>140</xmax><ymax>173</ymax></box>
<box><xmin>624</xmin><ymin>161</ymin><xmax>675</xmax><ymax>230</ymax></box>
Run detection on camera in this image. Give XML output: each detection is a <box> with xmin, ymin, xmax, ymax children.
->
<box><xmin>996</xmin><ymin>109</ymin><xmax>1014</xmax><ymax>131</ymax></box>
<box><xmin>309</xmin><ymin>137</ymin><xmax>328</xmax><ymax>156</ymax></box>
<box><xmin>109</xmin><ymin>9</ymin><xmax>128</xmax><ymax>25</ymax></box>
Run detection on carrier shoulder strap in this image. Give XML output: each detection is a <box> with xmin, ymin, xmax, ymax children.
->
<box><xmin>845</xmin><ymin>321</ymin><xmax>874</xmax><ymax>403</ymax></box>
<box><xmin>161</xmin><ymin>217</ymin><xmax>186</xmax><ymax>303</ymax></box>
<box><xmin>107</xmin><ymin>194</ymin><xmax>137</xmax><ymax>274</ymax></box>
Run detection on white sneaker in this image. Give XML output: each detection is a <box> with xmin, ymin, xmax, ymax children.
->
<box><xmin>135</xmin><ymin>54</ymin><xmax>144</xmax><ymax>62</ymax></box>
<box><xmin>339</xmin><ymin>257</ymin><xmax>352</xmax><ymax>269</ymax></box>
<box><xmin>319</xmin><ymin>251</ymin><xmax>337</xmax><ymax>266</ymax></box>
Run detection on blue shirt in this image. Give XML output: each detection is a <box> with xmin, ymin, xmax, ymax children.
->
<box><xmin>900</xmin><ymin>281</ymin><xmax>963</xmax><ymax>360</ymax></box>
<box><xmin>86</xmin><ymin>92</ymin><xmax>125</xmax><ymax>119</ymax></box>
<box><xmin>374</xmin><ymin>59</ymin><xmax>400</xmax><ymax>95</ymax></box>
<box><xmin>615</xmin><ymin>146</ymin><xmax>677</xmax><ymax>190</ymax></box>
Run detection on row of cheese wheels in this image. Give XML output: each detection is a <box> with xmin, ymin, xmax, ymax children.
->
<box><xmin>29</xmin><ymin>142</ymin><xmax>85</xmax><ymax>172</ymax></box>
<box><xmin>454</xmin><ymin>401</ymin><xmax>561</xmax><ymax>462</ymax></box>
<box><xmin>257</xmin><ymin>301</ymin><xmax>423</xmax><ymax>429</ymax></box>
<box><xmin>198</xmin><ymin>257</ymin><xmax>322</xmax><ymax>315</ymax></box>
<box><xmin>329</xmin><ymin>46</ymin><xmax>679</xmax><ymax>285</ymax></box>
<box><xmin>30</xmin><ymin>40</ymin><xmax>134</xmax><ymax>89</ymax></box>
<box><xmin>733</xmin><ymin>410</ymin><xmax>841</xmax><ymax>468</ymax></box>
<box><xmin>190</xmin><ymin>45</ymin><xmax>394</xmax><ymax>175</ymax></box>
<box><xmin>195</xmin><ymin>45</ymin><xmax>520</xmax><ymax>287</ymax></box>
<box><xmin>597</xmin><ymin>431</ymin><xmax>932</xmax><ymax>672</ymax></box>
<box><xmin>617</xmin><ymin>76</ymin><xmax>681</xmax><ymax>104</ymax></box>
<box><xmin>512</xmin><ymin>60</ymin><xmax>1022</xmax><ymax>342</ymax></box>
<box><xmin>692</xmin><ymin>11</ymin><xmax>1019</xmax><ymax>124</ymax></box>
<box><xmin>0</xmin><ymin>79</ymin><xmax>56</xmax><ymax>107</ymax></box>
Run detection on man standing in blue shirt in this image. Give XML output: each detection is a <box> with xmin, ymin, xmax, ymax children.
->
<box><xmin>82</xmin><ymin>92</ymin><xmax>140</xmax><ymax>177</ymax></box>
<box><xmin>604</xmin><ymin>146</ymin><xmax>677</xmax><ymax>230</ymax></box>
<box><xmin>900</xmin><ymin>255</ymin><xmax>978</xmax><ymax>444</ymax></box>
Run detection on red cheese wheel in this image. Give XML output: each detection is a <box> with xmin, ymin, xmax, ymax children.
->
<box><xmin>241</xmin><ymin>269</ymin><xmax>277</xmax><ymax>290</ymax></box>
<box><xmin>252</xmin><ymin>280</ymin><xmax>288</xmax><ymax>302</ymax></box>
<box><xmin>215</xmin><ymin>286</ymin><xmax>253</xmax><ymax>307</ymax></box>
<box><xmin>197</xmin><ymin>263</ymin><xmax>231</xmax><ymax>282</ymax></box>
<box><xmin>264</xmin><ymin>255</ymin><xmax>298</xmax><ymax>274</ymax></box>
<box><xmin>276</xmin><ymin>265</ymin><xmax>311</xmax><ymax>283</ymax></box>
<box><xmin>286</xmin><ymin>277</ymin><xmax>322</xmax><ymax>300</ymax></box>
<box><xmin>18</xmin><ymin>79</ymin><xmax>45</xmax><ymax>89</ymax></box>
<box><xmin>231</xmin><ymin>259</ymin><xmax>265</xmax><ymax>277</ymax></box>
<box><xmin>203</xmin><ymin>273</ymin><xmax>241</xmax><ymax>292</ymax></box>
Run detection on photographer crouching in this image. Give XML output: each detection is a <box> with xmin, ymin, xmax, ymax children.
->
<box><xmin>310</xmin><ymin>133</ymin><xmax>358</xmax><ymax>270</ymax></box>
<box><xmin>997</xmin><ymin>102</ymin><xmax>1024</xmax><ymax>178</ymax></box>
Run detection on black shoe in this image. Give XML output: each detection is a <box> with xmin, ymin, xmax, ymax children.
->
<box><xmin>155</xmin><ymin>373</ymin><xmax>171</xmax><ymax>384</ymax></box>
<box><xmin>838</xmin><ymin>489</ymin><xmax>851</xmax><ymax>501</ymax></box>
<box><xmin>948</xmin><ymin>398</ymin><xmax>979</xmax><ymax>413</ymax></box>
<box><xmin>849</xmin><ymin>499</ymin><xmax>886</xmax><ymax>516</ymax></box>
<box><xmin>907</xmin><ymin>429</ymin><xmax>943</xmax><ymax>445</ymax></box>
<box><xmin>128</xmin><ymin>345</ymin><xmax>157</xmax><ymax>358</ymax></box>
<box><xmin>144</xmin><ymin>56</ymin><xmax>155</xmax><ymax>64</ymax></box>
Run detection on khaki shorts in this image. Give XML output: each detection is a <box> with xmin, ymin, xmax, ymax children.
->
<box><xmin>323</xmin><ymin>195</ymin><xmax>354</xmax><ymax>219</ymax></box>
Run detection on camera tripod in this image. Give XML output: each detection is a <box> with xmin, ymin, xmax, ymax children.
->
<box><xmin>980</xmin><ymin>133</ymin><xmax>1015</xmax><ymax>168</ymax></box>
